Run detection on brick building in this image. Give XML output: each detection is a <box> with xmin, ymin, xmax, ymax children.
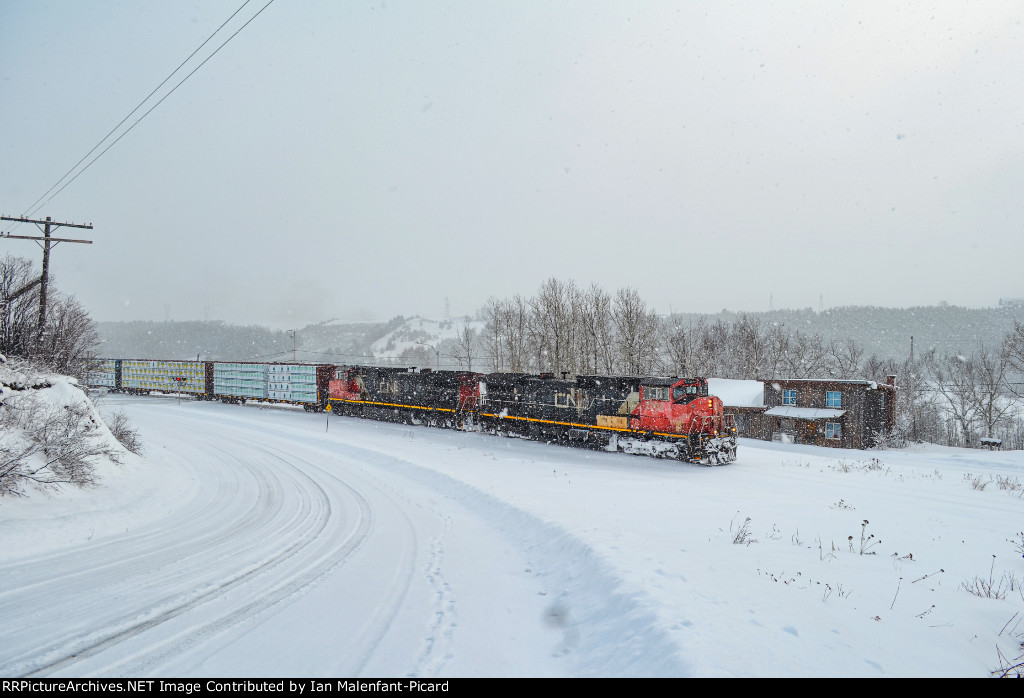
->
<box><xmin>757</xmin><ymin>377</ymin><xmax>897</xmax><ymax>449</ymax></box>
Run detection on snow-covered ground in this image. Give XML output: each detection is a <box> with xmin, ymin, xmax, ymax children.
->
<box><xmin>1</xmin><ymin>392</ymin><xmax>1023</xmax><ymax>677</ymax></box>
<box><xmin>369</xmin><ymin>316</ymin><xmax>485</xmax><ymax>367</ymax></box>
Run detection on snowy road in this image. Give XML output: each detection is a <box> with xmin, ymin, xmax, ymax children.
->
<box><xmin>0</xmin><ymin>396</ymin><xmax>677</xmax><ymax>677</ymax></box>
<box><xmin>3</xmin><ymin>393</ymin><xmax>1023</xmax><ymax>677</ymax></box>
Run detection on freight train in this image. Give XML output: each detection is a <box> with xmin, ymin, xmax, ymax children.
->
<box><xmin>86</xmin><ymin>359</ymin><xmax>737</xmax><ymax>464</ymax></box>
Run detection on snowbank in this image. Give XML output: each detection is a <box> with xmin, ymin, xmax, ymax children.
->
<box><xmin>0</xmin><ymin>356</ymin><xmax>136</xmax><ymax>499</ymax></box>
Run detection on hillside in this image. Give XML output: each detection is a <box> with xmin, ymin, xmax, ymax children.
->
<box><xmin>670</xmin><ymin>304</ymin><xmax>1024</xmax><ymax>361</ymax></box>
<box><xmin>97</xmin><ymin>304</ymin><xmax>1024</xmax><ymax>369</ymax></box>
<box><xmin>96</xmin><ymin>315</ymin><xmax>483</xmax><ymax>369</ymax></box>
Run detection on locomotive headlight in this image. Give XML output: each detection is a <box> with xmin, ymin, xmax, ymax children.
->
<box><xmin>707</xmin><ymin>399</ymin><xmax>712</xmax><ymax>409</ymax></box>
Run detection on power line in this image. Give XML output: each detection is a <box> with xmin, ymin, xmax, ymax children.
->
<box><xmin>21</xmin><ymin>1</ymin><xmax>257</xmax><ymax>219</ymax></box>
<box><xmin>22</xmin><ymin>0</ymin><xmax>276</xmax><ymax>217</ymax></box>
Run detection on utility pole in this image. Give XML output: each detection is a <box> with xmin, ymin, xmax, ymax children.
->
<box><xmin>417</xmin><ymin>340</ymin><xmax>439</xmax><ymax>370</ymax></box>
<box><xmin>909</xmin><ymin>335</ymin><xmax>916</xmax><ymax>442</ymax></box>
<box><xmin>1</xmin><ymin>215</ymin><xmax>93</xmax><ymax>348</ymax></box>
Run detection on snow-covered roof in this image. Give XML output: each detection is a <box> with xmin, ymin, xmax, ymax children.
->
<box><xmin>766</xmin><ymin>378</ymin><xmax>892</xmax><ymax>390</ymax></box>
<box><xmin>764</xmin><ymin>406</ymin><xmax>846</xmax><ymax>420</ymax></box>
<box><xmin>708</xmin><ymin>378</ymin><xmax>764</xmax><ymax>407</ymax></box>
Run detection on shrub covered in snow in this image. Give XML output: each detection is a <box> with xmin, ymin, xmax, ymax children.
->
<box><xmin>104</xmin><ymin>409</ymin><xmax>143</xmax><ymax>455</ymax></box>
<box><xmin>1</xmin><ymin>356</ymin><xmax>131</xmax><ymax>497</ymax></box>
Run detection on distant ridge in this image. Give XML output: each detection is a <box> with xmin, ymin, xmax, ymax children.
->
<box><xmin>97</xmin><ymin>304</ymin><xmax>1024</xmax><ymax>367</ymax></box>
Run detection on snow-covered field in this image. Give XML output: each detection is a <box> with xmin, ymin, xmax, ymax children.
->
<box><xmin>1</xmin><ymin>392</ymin><xmax>1022</xmax><ymax>677</ymax></box>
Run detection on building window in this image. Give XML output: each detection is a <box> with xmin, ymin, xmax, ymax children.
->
<box><xmin>826</xmin><ymin>391</ymin><xmax>842</xmax><ymax>408</ymax></box>
<box><xmin>825</xmin><ymin>422</ymin><xmax>841</xmax><ymax>440</ymax></box>
<box><xmin>782</xmin><ymin>389</ymin><xmax>797</xmax><ymax>406</ymax></box>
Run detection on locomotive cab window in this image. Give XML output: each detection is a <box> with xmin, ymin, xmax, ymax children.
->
<box><xmin>673</xmin><ymin>381</ymin><xmax>707</xmax><ymax>403</ymax></box>
<box><xmin>672</xmin><ymin>384</ymin><xmax>700</xmax><ymax>403</ymax></box>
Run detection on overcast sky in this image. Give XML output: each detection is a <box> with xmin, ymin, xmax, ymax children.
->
<box><xmin>2</xmin><ymin>1</ymin><xmax>1023</xmax><ymax>328</ymax></box>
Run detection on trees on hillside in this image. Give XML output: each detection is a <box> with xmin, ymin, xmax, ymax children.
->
<box><xmin>1006</xmin><ymin>321</ymin><xmax>1024</xmax><ymax>399</ymax></box>
<box><xmin>0</xmin><ymin>254</ymin><xmax>98</xmax><ymax>375</ymax></box>
<box><xmin>0</xmin><ymin>255</ymin><xmax>38</xmax><ymax>358</ymax></box>
<box><xmin>480</xmin><ymin>278</ymin><xmax>879</xmax><ymax>381</ymax></box>
<box><xmin>919</xmin><ymin>340</ymin><xmax>1021</xmax><ymax>448</ymax></box>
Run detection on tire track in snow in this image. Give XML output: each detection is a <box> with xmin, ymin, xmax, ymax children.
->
<box><xmin>6</xmin><ymin>420</ymin><xmax>367</xmax><ymax>677</ymax></box>
<box><xmin>96</xmin><ymin>443</ymin><xmax>381</xmax><ymax>677</ymax></box>
<box><xmin>39</xmin><ymin>405</ymin><xmax>424</xmax><ymax>679</ymax></box>
<box><xmin>313</xmin><ymin>434</ymin><xmax>693</xmax><ymax>677</ymax></box>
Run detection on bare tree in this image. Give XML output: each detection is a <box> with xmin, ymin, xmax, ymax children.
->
<box><xmin>450</xmin><ymin>324</ymin><xmax>479</xmax><ymax>371</ymax></box>
<box><xmin>660</xmin><ymin>316</ymin><xmax>699</xmax><ymax>376</ymax></box>
<box><xmin>0</xmin><ymin>255</ymin><xmax>99</xmax><ymax>375</ymax></box>
<box><xmin>920</xmin><ymin>343</ymin><xmax>1017</xmax><ymax>446</ymax></box>
<box><xmin>481</xmin><ymin>297</ymin><xmax>508</xmax><ymax>372</ymax></box>
<box><xmin>862</xmin><ymin>354</ymin><xmax>899</xmax><ymax>384</ymax></box>
<box><xmin>1</xmin><ymin>255</ymin><xmax>40</xmax><ymax>359</ymax></box>
<box><xmin>694</xmin><ymin>319</ymin><xmax>729</xmax><ymax>377</ymax></box>
<box><xmin>38</xmin><ymin>293</ymin><xmax>100</xmax><ymax>377</ymax></box>
<box><xmin>505</xmin><ymin>295</ymin><xmax>531</xmax><ymax>373</ymax></box>
<box><xmin>529</xmin><ymin>278</ymin><xmax>577</xmax><ymax>374</ymax></box>
<box><xmin>612</xmin><ymin>287</ymin><xmax>659</xmax><ymax>375</ymax></box>
<box><xmin>1005</xmin><ymin>321</ymin><xmax>1024</xmax><ymax>398</ymax></box>
<box><xmin>782</xmin><ymin>331</ymin><xmax>829</xmax><ymax>378</ymax></box>
<box><xmin>972</xmin><ymin>342</ymin><xmax>1015</xmax><ymax>440</ymax></box>
<box><xmin>482</xmin><ymin>295</ymin><xmax>532</xmax><ymax>373</ymax></box>
<box><xmin>923</xmin><ymin>349</ymin><xmax>979</xmax><ymax>446</ymax></box>
<box><xmin>731</xmin><ymin>315</ymin><xmax>771</xmax><ymax>379</ymax></box>
<box><xmin>582</xmin><ymin>283</ymin><xmax>615</xmax><ymax>375</ymax></box>
<box><xmin>827</xmin><ymin>338</ymin><xmax>865</xmax><ymax>379</ymax></box>
<box><xmin>759</xmin><ymin>322</ymin><xmax>790</xmax><ymax>379</ymax></box>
